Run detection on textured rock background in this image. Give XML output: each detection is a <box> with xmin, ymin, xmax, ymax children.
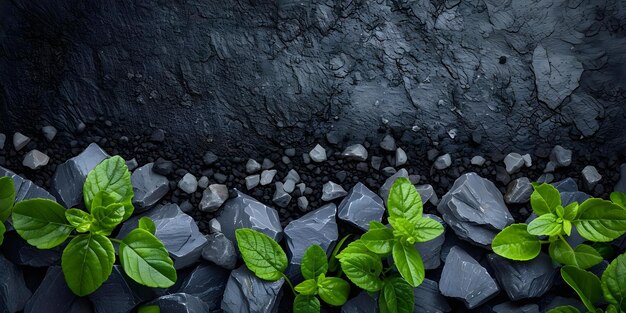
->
<box><xmin>1</xmin><ymin>0</ymin><xmax>626</xmax><ymax>158</ymax></box>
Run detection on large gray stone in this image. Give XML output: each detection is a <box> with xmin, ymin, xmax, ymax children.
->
<box><xmin>338</xmin><ymin>182</ymin><xmax>385</xmax><ymax>230</ymax></box>
<box><xmin>439</xmin><ymin>246</ymin><xmax>499</xmax><ymax>309</ymax></box>
<box><xmin>321</xmin><ymin>181</ymin><xmax>347</xmax><ymax>201</ymax></box>
<box><xmin>341</xmin><ymin>292</ymin><xmax>377</xmax><ymax>313</ymax></box>
<box><xmin>0</xmin><ymin>166</ymin><xmax>56</xmax><ymax>202</ymax></box>
<box><xmin>616</xmin><ymin>164</ymin><xmax>626</xmax><ymax>193</ymax></box>
<box><xmin>131</xmin><ymin>163</ymin><xmax>170</xmax><ymax>211</ymax></box>
<box><xmin>202</xmin><ymin>232</ymin><xmax>237</xmax><ymax>270</ymax></box>
<box><xmin>437</xmin><ymin>172</ymin><xmax>514</xmax><ymax>247</ymax></box>
<box><xmin>119</xmin><ymin>203</ymin><xmax>207</xmax><ymax>269</ymax></box>
<box><xmin>89</xmin><ymin>266</ymin><xmax>160</xmax><ymax>313</ymax></box>
<box><xmin>487</xmin><ymin>253</ymin><xmax>557</xmax><ymax>300</ymax></box>
<box><xmin>379</xmin><ymin>168</ymin><xmax>408</xmax><ymax>204</ymax></box>
<box><xmin>221</xmin><ymin>266</ymin><xmax>284</xmax><ymax>313</ymax></box>
<box><xmin>0</xmin><ymin>255</ymin><xmax>31</xmax><ymax>313</ymax></box>
<box><xmin>145</xmin><ymin>293</ymin><xmax>210</xmax><ymax>313</ymax></box>
<box><xmin>171</xmin><ymin>263</ymin><xmax>230</xmax><ymax>311</ymax></box>
<box><xmin>1</xmin><ymin>232</ymin><xmax>61</xmax><ymax>267</ymax></box>
<box><xmin>341</xmin><ymin>144</ymin><xmax>368</xmax><ymax>161</ymax></box>
<box><xmin>24</xmin><ymin>266</ymin><xmax>93</xmax><ymax>313</ymax></box>
<box><xmin>415</xmin><ymin>214</ymin><xmax>446</xmax><ymax>270</ymax></box>
<box><xmin>51</xmin><ymin>143</ymin><xmax>109</xmax><ymax>208</ymax></box>
<box><xmin>199</xmin><ymin>184</ymin><xmax>229</xmax><ymax>212</ymax></box>
<box><xmin>505</xmin><ymin>177</ymin><xmax>533</xmax><ymax>204</ymax></box>
<box><xmin>216</xmin><ymin>190</ymin><xmax>283</xmax><ymax>244</ymax></box>
<box><xmin>414</xmin><ymin>278</ymin><xmax>451</xmax><ymax>313</ymax></box>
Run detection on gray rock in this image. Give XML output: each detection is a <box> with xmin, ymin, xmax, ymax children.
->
<box><xmin>131</xmin><ymin>163</ymin><xmax>170</xmax><ymax>211</ymax></box>
<box><xmin>118</xmin><ymin>204</ymin><xmax>208</xmax><ymax>269</ymax></box>
<box><xmin>395</xmin><ymin>148</ymin><xmax>407</xmax><ymax>166</ymax></box>
<box><xmin>1</xmin><ymin>232</ymin><xmax>61</xmax><ymax>267</ymax></box>
<box><xmin>487</xmin><ymin>253</ymin><xmax>557</xmax><ymax>300</ymax></box>
<box><xmin>202</xmin><ymin>232</ymin><xmax>237</xmax><ymax>269</ymax></box>
<box><xmin>0</xmin><ymin>255</ymin><xmax>31</xmax><ymax>313</ymax></box>
<box><xmin>434</xmin><ymin>154</ymin><xmax>452</xmax><ymax>170</ymax></box>
<box><xmin>414</xmin><ymin>278</ymin><xmax>451</xmax><ymax>313</ymax></box>
<box><xmin>260</xmin><ymin>169</ymin><xmax>277</xmax><ymax>186</ymax></box>
<box><xmin>221</xmin><ymin>266</ymin><xmax>284</xmax><ymax>313</ymax></box>
<box><xmin>246</xmin><ymin>159</ymin><xmax>261</xmax><ymax>174</ymax></box>
<box><xmin>471</xmin><ymin>156</ymin><xmax>486</xmax><ymax>166</ymax></box>
<box><xmin>245</xmin><ymin>175</ymin><xmax>260</xmax><ymax>190</ymax></box>
<box><xmin>41</xmin><ymin>126</ymin><xmax>57</xmax><ymax>142</ymax></box>
<box><xmin>321</xmin><ymin>181</ymin><xmax>347</xmax><ymax>201</ymax></box>
<box><xmin>532</xmin><ymin>41</ymin><xmax>583</xmax><ymax>109</ymax></box>
<box><xmin>283</xmin><ymin>179</ymin><xmax>296</xmax><ymax>193</ymax></box>
<box><xmin>415</xmin><ymin>214</ymin><xmax>446</xmax><ymax>270</ymax></box>
<box><xmin>537</xmin><ymin>173</ymin><xmax>555</xmax><ymax>184</ymax></box>
<box><xmin>616</xmin><ymin>164</ymin><xmax>626</xmax><ymax>193</ymax></box>
<box><xmin>208</xmin><ymin>218</ymin><xmax>221</xmax><ymax>233</ymax></box>
<box><xmin>381</xmin><ymin>167</ymin><xmax>397</xmax><ymax>176</ymax></box>
<box><xmin>178</xmin><ymin>173</ymin><xmax>198</xmax><ymax>194</ymax></box>
<box><xmin>439</xmin><ymin>246</ymin><xmax>499</xmax><ymax>309</ymax></box>
<box><xmin>199</xmin><ymin>184</ymin><xmax>229</xmax><ymax>212</ymax></box>
<box><xmin>284</xmin><ymin>148</ymin><xmax>296</xmax><ymax>157</ymax></box>
<box><xmin>171</xmin><ymin>263</ymin><xmax>230</xmax><ymax>311</ymax></box>
<box><xmin>553</xmin><ymin>178</ymin><xmax>578</xmax><ymax>192</ymax></box>
<box><xmin>522</xmin><ymin>154</ymin><xmax>533</xmax><ymax>167</ymax></box>
<box><xmin>125</xmin><ymin>158</ymin><xmax>138</xmax><ymax>171</ymax></box>
<box><xmin>216</xmin><ymin>190</ymin><xmax>283</xmax><ymax>244</ymax></box>
<box><xmin>0</xmin><ymin>133</ymin><xmax>5</xmax><ymax>149</ymax></box>
<box><xmin>89</xmin><ymin>265</ymin><xmax>159</xmax><ymax>313</ymax></box>
<box><xmin>504</xmin><ymin>153</ymin><xmax>524</xmax><ymax>174</ymax></box>
<box><xmin>13</xmin><ymin>132</ymin><xmax>30</xmax><ymax>151</ymax></box>
<box><xmin>24</xmin><ymin>267</ymin><xmax>89</xmax><ymax>313</ymax></box>
<box><xmin>272</xmin><ymin>182</ymin><xmax>292</xmax><ymax>207</ymax></box>
<box><xmin>550</xmin><ymin>145</ymin><xmax>573</xmax><ymax>167</ymax></box>
<box><xmin>370</xmin><ymin>156</ymin><xmax>383</xmax><ymax>171</ymax></box>
<box><xmin>505</xmin><ymin>177</ymin><xmax>533</xmax><ymax>204</ymax></box>
<box><xmin>543</xmin><ymin>296</ymin><xmax>585</xmax><ymax>313</ymax></box>
<box><xmin>22</xmin><ymin>149</ymin><xmax>50</xmax><ymax>170</ymax></box>
<box><xmin>197</xmin><ymin>176</ymin><xmax>209</xmax><ymax>189</ymax></box>
<box><xmin>437</xmin><ymin>173</ymin><xmax>514</xmax><ymax>247</ymax></box>
<box><xmin>341</xmin><ymin>292</ymin><xmax>377</xmax><ymax>313</ymax></box>
<box><xmin>309</xmin><ymin>144</ymin><xmax>327</xmax><ymax>163</ymax></box>
<box><xmin>297</xmin><ymin>196</ymin><xmax>309</xmax><ymax>211</ymax></box>
<box><xmin>262</xmin><ymin>158</ymin><xmax>274</xmax><ymax>170</ymax></box>
<box><xmin>492</xmin><ymin>302</ymin><xmax>540</xmax><ymax>313</ymax></box>
<box><xmin>284</xmin><ymin>169</ymin><xmax>301</xmax><ymax>184</ymax></box>
<box><xmin>338</xmin><ymin>182</ymin><xmax>385</xmax><ymax>230</ymax></box>
<box><xmin>582</xmin><ymin>165</ymin><xmax>602</xmax><ymax>190</ymax></box>
<box><xmin>146</xmin><ymin>293</ymin><xmax>210</xmax><ymax>313</ymax></box>
<box><xmin>203</xmin><ymin>151</ymin><xmax>218</xmax><ymax>165</ymax></box>
<box><xmin>380</xmin><ymin>134</ymin><xmax>396</xmax><ymax>151</ymax></box>
<box><xmin>415</xmin><ymin>184</ymin><xmax>437</xmax><ymax>205</ymax></box>
<box><xmin>341</xmin><ymin>144</ymin><xmax>368</xmax><ymax>161</ymax></box>
<box><xmin>379</xmin><ymin>168</ymin><xmax>409</xmax><ymax>205</ymax></box>
<box><xmin>51</xmin><ymin>143</ymin><xmax>109</xmax><ymax>208</ymax></box>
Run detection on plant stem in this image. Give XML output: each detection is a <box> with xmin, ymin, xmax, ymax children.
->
<box><xmin>280</xmin><ymin>273</ymin><xmax>296</xmax><ymax>295</ymax></box>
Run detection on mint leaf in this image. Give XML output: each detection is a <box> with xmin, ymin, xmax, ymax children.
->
<box><xmin>91</xmin><ymin>191</ymin><xmax>120</xmax><ymax>210</ymax></box>
<box><xmin>601</xmin><ymin>251</ymin><xmax>626</xmax><ymax>311</ymax></box>
<box><xmin>91</xmin><ymin>204</ymin><xmax>125</xmax><ymax>235</ymax></box>
<box><xmin>328</xmin><ymin>234</ymin><xmax>350</xmax><ymax>273</ymax></box>
<box><xmin>387</xmin><ymin>177</ymin><xmax>422</xmax><ymax>222</ymax></box>
<box><xmin>62</xmin><ymin>233</ymin><xmax>115</xmax><ymax>296</ymax></box>
<box><xmin>549</xmin><ymin>239</ymin><xmax>602</xmax><ymax>270</ymax></box>
<box><xmin>119</xmin><ymin>228</ymin><xmax>177</xmax><ymax>288</ymax></box>
<box><xmin>379</xmin><ymin>277</ymin><xmax>415</xmax><ymax>313</ymax></box>
<box><xmin>301</xmin><ymin>245</ymin><xmax>328</xmax><ymax>280</ymax></box>
<box><xmin>392</xmin><ymin>240</ymin><xmax>424</xmax><ymax>287</ymax></box>
<box><xmin>338</xmin><ymin>241</ymin><xmax>383</xmax><ymax>292</ymax></box>
<box><xmin>293</xmin><ymin>295</ymin><xmax>320</xmax><ymax>313</ymax></box>
<box><xmin>0</xmin><ymin>176</ymin><xmax>15</xmax><ymax>221</ymax></box>
<box><xmin>531</xmin><ymin>183</ymin><xmax>561</xmax><ymax>216</ymax></box>
<box><xmin>491</xmin><ymin>224</ymin><xmax>541</xmax><ymax>261</ymax></box>
<box><xmin>562</xmin><ymin>202</ymin><xmax>579</xmax><ymax>221</ymax></box>
<box><xmin>389</xmin><ymin>216</ymin><xmax>416</xmax><ymax>241</ymax></box>
<box><xmin>527</xmin><ymin>213</ymin><xmax>562</xmax><ymax>236</ymax></box>
<box><xmin>235</xmin><ymin>228</ymin><xmax>287</xmax><ymax>281</ymax></box>
<box><xmin>546</xmin><ymin>306</ymin><xmax>582</xmax><ymax>313</ymax></box>
<box><xmin>65</xmin><ymin>208</ymin><xmax>94</xmax><ymax>233</ymax></box>
<box><xmin>610</xmin><ymin>192</ymin><xmax>626</xmax><ymax>209</ymax></box>
<box><xmin>12</xmin><ymin>198</ymin><xmax>74</xmax><ymax>249</ymax></box>
<box><xmin>573</xmin><ymin>198</ymin><xmax>626</xmax><ymax>242</ymax></box>
<box><xmin>138</xmin><ymin>217</ymin><xmax>156</xmax><ymax>234</ymax></box>
<box><xmin>560</xmin><ymin>266</ymin><xmax>602</xmax><ymax>312</ymax></box>
<box><xmin>318</xmin><ymin>276</ymin><xmax>350</xmax><ymax>306</ymax></box>
<box><xmin>412</xmin><ymin>217</ymin><xmax>444</xmax><ymax>242</ymax></box>
<box><xmin>362</xmin><ymin>221</ymin><xmax>394</xmax><ymax>254</ymax></box>
<box><xmin>83</xmin><ymin>156</ymin><xmax>134</xmax><ymax>220</ymax></box>
<box><xmin>295</xmin><ymin>279</ymin><xmax>318</xmax><ymax>296</ymax></box>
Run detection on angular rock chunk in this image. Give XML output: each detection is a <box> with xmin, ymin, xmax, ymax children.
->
<box><xmin>200</xmin><ymin>184</ymin><xmax>229</xmax><ymax>212</ymax></box>
<box><xmin>471</xmin><ymin>156</ymin><xmax>486</xmax><ymax>166</ymax></box>
<box><xmin>24</xmin><ymin>266</ymin><xmax>89</xmax><ymax>313</ymax></box>
<box><xmin>246</xmin><ymin>159</ymin><xmax>261</xmax><ymax>174</ymax></box>
<box><xmin>415</xmin><ymin>184</ymin><xmax>437</xmax><ymax>205</ymax></box>
<box><xmin>338</xmin><ymin>183</ymin><xmax>385</xmax><ymax>230</ymax></box>
<box><xmin>379</xmin><ymin>134</ymin><xmax>396</xmax><ymax>151</ymax></box>
<box><xmin>582</xmin><ymin>165</ymin><xmax>602</xmax><ymax>190</ymax></box>
<box><xmin>2</xmin><ymin>232</ymin><xmax>61</xmax><ymax>267</ymax></box>
<box><xmin>22</xmin><ymin>149</ymin><xmax>50</xmax><ymax>170</ymax></box>
<box><xmin>492</xmin><ymin>302</ymin><xmax>540</xmax><ymax>313</ymax></box>
<box><xmin>505</xmin><ymin>177</ymin><xmax>533</xmax><ymax>204</ymax></box>
<box><xmin>131</xmin><ymin>163</ymin><xmax>169</xmax><ymax>211</ymax></box>
<box><xmin>202</xmin><ymin>232</ymin><xmax>237</xmax><ymax>270</ymax></box>
<box><xmin>504</xmin><ymin>153</ymin><xmax>524</xmax><ymax>174</ymax></box>
<box><xmin>146</xmin><ymin>293</ymin><xmax>210</xmax><ymax>313</ymax></box>
<box><xmin>434</xmin><ymin>154</ymin><xmax>452</xmax><ymax>170</ymax></box>
<box><xmin>178</xmin><ymin>173</ymin><xmax>198</xmax><ymax>194</ymax></box>
<box><xmin>260</xmin><ymin>169</ymin><xmax>277</xmax><ymax>186</ymax></box>
<box><xmin>245</xmin><ymin>175</ymin><xmax>260</xmax><ymax>190</ymax></box>
<box><xmin>0</xmin><ymin>255</ymin><xmax>31</xmax><ymax>313</ymax></box>
<box><xmin>0</xmin><ymin>166</ymin><xmax>56</xmax><ymax>202</ymax></box>
<box><xmin>532</xmin><ymin>41</ymin><xmax>583</xmax><ymax>109</ymax></box>
<box><xmin>553</xmin><ymin>178</ymin><xmax>578</xmax><ymax>193</ymax></box>
<box><xmin>13</xmin><ymin>132</ymin><xmax>30</xmax><ymax>151</ymax></box>
<box><xmin>487</xmin><ymin>253</ymin><xmax>557</xmax><ymax>300</ymax></box>
<box><xmin>439</xmin><ymin>246</ymin><xmax>499</xmax><ymax>309</ymax></box>
<box><xmin>41</xmin><ymin>126</ymin><xmax>57</xmax><ymax>141</ymax></box>
<box><xmin>221</xmin><ymin>266</ymin><xmax>284</xmax><ymax>313</ymax></box>
<box><xmin>437</xmin><ymin>173</ymin><xmax>514</xmax><ymax>247</ymax></box>
<box><xmin>216</xmin><ymin>190</ymin><xmax>283</xmax><ymax>244</ymax></box>
<box><xmin>321</xmin><ymin>181</ymin><xmax>347</xmax><ymax>201</ymax></box>
<box><xmin>341</xmin><ymin>292</ymin><xmax>377</xmax><ymax>313</ymax></box>
<box><xmin>203</xmin><ymin>151</ymin><xmax>218</xmax><ymax>165</ymax></box>
<box><xmin>379</xmin><ymin>168</ymin><xmax>408</xmax><ymax>204</ymax></box>
<box><xmin>415</xmin><ymin>214</ymin><xmax>446</xmax><ymax>270</ymax></box>
<box><xmin>550</xmin><ymin>145</ymin><xmax>573</xmax><ymax>168</ymax></box>
<box><xmin>309</xmin><ymin>144</ymin><xmax>327</xmax><ymax>163</ymax></box>
<box><xmin>119</xmin><ymin>203</ymin><xmax>207</xmax><ymax>269</ymax></box>
<box><xmin>89</xmin><ymin>266</ymin><xmax>160</xmax><ymax>313</ymax></box>
<box><xmin>616</xmin><ymin>164</ymin><xmax>626</xmax><ymax>193</ymax></box>
<box><xmin>272</xmin><ymin>182</ymin><xmax>292</xmax><ymax>207</ymax></box>
<box><xmin>51</xmin><ymin>143</ymin><xmax>109</xmax><ymax>208</ymax></box>
<box><xmin>395</xmin><ymin>147</ymin><xmax>407</xmax><ymax>166</ymax></box>
<box><xmin>414</xmin><ymin>278</ymin><xmax>451</xmax><ymax>313</ymax></box>
<box><xmin>172</xmin><ymin>263</ymin><xmax>230</xmax><ymax>311</ymax></box>
<box><xmin>341</xmin><ymin>144</ymin><xmax>368</xmax><ymax>161</ymax></box>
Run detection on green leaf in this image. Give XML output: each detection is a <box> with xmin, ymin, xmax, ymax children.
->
<box><xmin>412</xmin><ymin>217</ymin><xmax>444</xmax><ymax>242</ymax></box>
<box><xmin>235</xmin><ymin>228</ymin><xmax>287</xmax><ymax>281</ymax></box>
<box><xmin>318</xmin><ymin>276</ymin><xmax>350</xmax><ymax>306</ymax></box>
<box><xmin>563</xmin><ymin>202</ymin><xmax>579</xmax><ymax>221</ymax></box>
<box><xmin>392</xmin><ymin>240</ymin><xmax>424</xmax><ymax>287</ymax></box>
<box><xmin>336</xmin><ymin>240</ymin><xmax>371</xmax><ymax>259</ymax></box>
<box><xmin>295</xmin><ymin>279</ymin><xmax>318</xmax><ymax>296</ymax></box>
<box><xmin>293</xmin><ymin>295</ymin><xmax>320</xmax><ymax>313</ymax></box>
<box><xmin>546</xmin><ymin>306</ymin><xmax>582</xmax><ymax>313</ymax></box>
<box><xmin>379</xmin><ymin>277</ymin><xmax>415</xmax><ymax>313</ymax></box>
<box><xmin>83</xmin><ymin>156</ymin><xmax>134</xmax><ymax>220</ymax></box>
<box><xmin>301</xmin><ymin>245</ymin><xmax>328</xmax><ymax>280</ymax></box>
<box><xmin>12</xmin><ymin>198</ymin><xmax>74</xmax><ymax>249</ymax></box>
<box><xmin>338</xmin><ymin>242</ymin><xmax>384</xmax><ymax>292</ymax></box>
<box><xmin>527</xmin><ymin>213</ymin><xmax>562</xmax><ymax>236</ymax></box>
<box><xmin>138</xmin><ymin>305</ymin><xmax>160</xmax><ymax>313</ymax></box>
<box><xmin>591</xmin><ymin>242</ymin><xmax>615</xmax><ymax>260</ymax></box>
<box><xmin>65</xmin><ymin>208</ymin><xmax>94</xmax><ymax>233</ymax></box>
<box><xmin>531</xmin><ymin>183</ymin><xmax>561</xmax><ymax>216</ymax></box>
<box><xmin>62</xmin><ymin>234</ymin><xmax>115</xmax><ymax>296</ymax></box>
<box><xmin>610</xmin><ymin>192</ymin><xmax>626</xmax><ymax>209</ymax></box>
<box><xmin>601</xmin><ymin>252</ymin><xmax>626</xmax><ymax>311</ymax></box>
<box><xmin>491</xmin><ymin>224</ymin><xmax>541</xmax><ymax>261</ymax></box>
<box><xmin>119</xmin><ymin>228</ymin><xmax>177</xmax><ymax>288</ymax></box>
<box><xmin>549</xmin><ymin>239</ymin><xmax>603</xmax><ymax>270</ymax></box>
<box><xmin>387</xmin><ymin>177</ymin><xmax>422</xmax><ymax>222</ymax></box>
<box><xmin>560</xmin><ymin>266</ymin><xmax>602</xmax><ymax>312</ymax></box>
<box><xmin>573</xmin><ymin>198</ymin><xmax>626</xmax><ymax>242</ymax></box>
<box><xmin>0</xmin><ymin>176</ymin><xmax>15</xmax><ymax>221</ymax></box>
<box><xmin>328</xmin><ymin>234</ymin><xmax>351</xmax><ymax>273</ymax></box>
<box><xmin>90</xmin><ymin>191</ymin><xmax>120</xmax><ymax>210</ymax></box>
<box><xmin>91</xmin><ymin>204</ymin><xmax>125</xmax><ymax>235</ymax></box>
<box><xmin>362</xmin><ymin>221</ymin><xmax>394</xmax><ymax>254</ymax></box>
<box><xmin>138</xmin><ymin>217</ymin><xmax>157</xmax><ymax>234</ymax></box>
<box><xmin>0</xmin><ymin>221</ymin><xmax>5</xmax><ymax>246</ymax></box>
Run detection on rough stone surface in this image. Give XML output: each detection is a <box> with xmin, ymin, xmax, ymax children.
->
<box><xmin>221</xmin><ymin>266</ymin><xmax>284</xmax><ymax>313</ymax></box>
<box><xmin>415</xmin><ymin>214</ymin><xmax>446</xmax><ymax>270</ymax></box>
<box><xmin>440</xmin><ymin>246</ymin><xmax>499</xmax><ymax>309</ymax></box>
<box><xmin>41</xmin><ymin>125</ymin><xmax>58</xmax><ymax>141</ymax></box>
<box><xmin>341</xmin><ymin>144</ymin><xmax>368</xmax><ymax>161</ymax></box>
<box><xmin>309</xmin><ymin>144</ymin><xmax>327</xmax><ymax>163</ymax></box>
<box><xmin>131</xmin><ymin>163</ymin><xmax>169</xmax><ymax>211</ymax></box>
<box><xmin>171</xmin><ymin>263</ymin><xmax>230</xmax><ymax>311</ymax></box>
<box><xmin>24</xmin><ymin>267</ymin><xmax>87</xmax><ymax>313</ymax></box>
<box><xmin>341</xmin><ymin>292</ymin><xmax>377</xmax><ymax>313</ymax></box>
<box><xmin>437</xmin><ymin>173</ymin><xmax>514</xmax><ymax>247</ymax></box>
<box><xmin>505</xmin><ymin>177</ymin><xmax>533</xmax><ymax>204</ymax></box>
<box><xmin>487</xmin><ymin>253</ymin><xmax>557</xmax><ymax>300</ymax></box>
<box><xmin>51</xmin><ymin>143</ymin><xmax>109</xmax><ymax>208</ymax></box>
<box><xmin>177</xmin><ymin>173</ymin><xmax>198</xmax><ymax>194</ymax></box>
<box><xmin>379</xmin><ymin>168</ymin><xmax>409</xmax><ymax>205</ymax></box>
<box><xmin>12</xmin><ymin>132</ymin><xmax>30</xmax><ymax>151</ymax></box>
<box><xmin>202</xmin><ymin>232</ymin><xmax>237</xmax><ymax>270</ymax></box>
<box><xmin>504</xmin><ymin>152</ymin><xmax>524</xmax><ymax>174</ymax></box>
<box><xmin>434</xmin><ymin>154</ymin><xmax>452</xmax><ymax>170</ymax></box>
<box><xmin>199</xmin><ymin>184</ymin><xmax>229</xmax><ymax>212</ymax></box>
<box><xmin>89</xmin><ymin>266</ymin><xmax>158</xmax><ymax>313</ymax></box>
<box><xmin>582</xmin><ymin>165</ymin><xmax>602</xmax><ymax>190</ymax></box>
<box><xmin>338</xmin><ymin>182</ymin><xmax>384</xmax><ymax>230</ymax></box>
<box><xmin>1</xmin><ymin>232</ymin><xmax>62</xmax><ymax>267</ymax></box>
<box><xmin>414</xmin><ymin>279</ymin><xmax>451</xmax><ymax>313</ymax></box>
<box><xmin>0</xmin><ymin>255</ymin><xmax>31</xmax><ymax>313</ymax></box>
<box><xmin>321</xmin><ymin>181</ymin><xmax>347</xmax><ymax>201</ymax></box>
<box><xmin>146</xmin><ymin>293</ymin><xmax>210</xmax><ymax>313</ymax></box>
<box><xmin>0</xmin><ymin>166</ymin><xmax>56</xmax><ymax>202</ymax></box>
<box><xmin>532</xmin><ymin>40</ymin><xmax>583</xmax><ymax>110</ymax></box>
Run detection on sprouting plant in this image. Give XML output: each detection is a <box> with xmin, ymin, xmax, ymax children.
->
<box><xmin>0</xmin><ymin>176</ymin><xmax>16</xmax><ymax>245</ymax></box>
<box><xmin>492</xmin><ymin>183</ymin><xmax>626</xmax><ymax>269</ymax></box>
<box><xmin>10</xmin><ymin>156</ymin><xmax>177</xmax><ymax>296</ymax></box>
<box><xmin>235</xmin><ymin>228</ymin><xmax>351</xmax><ymax>313</ymax></box>
<box><xmin>547</xmin><ymin>251</ymin><xmax>626</xmax><ymax>313</ymax></box>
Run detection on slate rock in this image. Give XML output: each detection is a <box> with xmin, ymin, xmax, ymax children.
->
<box><xmin>262</xmin><ymin>158</ymin><xmax>274</xmax><ymax>170</ymax></box>
<box><xmin>131</xmin><ymin>163</ymin><xmax>170</xmax><ymax>211</ymax></box>
<box><xmin>150</xmin><ymin>129</ymin><xmax>166</xmax><ymax>142</ymax></box>
<box><xmin>221</xmin><ymin>266</ymin><xmax>284</xmax><ymax>313</ymax></box>
<box><xmin>12</xmin><ymin>132</ymin><xmax>30</xmax><ymax>151</ymax></box>
<box><xmin>341</xmin><ymin>292</ymin><xmax>377</xmax><ymax>313</ymax></box>
<box><xmin>297</xmin><ymin>196</ymin><xmax>309</xmax><ymax>211</ymax></box>
<box><xmin>51</xmin><ymin>143</ymin><xmax>109</xmax><ymax>208</ymax></box>
<box><xmin>203</xmin><ymin>151</ymin><xmax>218</xmax><ymax>165</ymax></box>
<box><xmin>471</xmin><ymin>156</ymin><xmax>486</xmax><ymax>166</ymax></box>
<box><xmin>582</xmin><ymin>165</ymin><xmax>602</xmax><ymax>190</ymax></box>
<box><xmin>0</xmin><ymin>133</ymin><xmax>5</xmax><ymax>149</ymax></box>
<box><xmin>41</xmin><ymin>125</ymin><xmax>57</xmax><ymax>141</ymax></box>
<box><xmin>395</xmin><ymin>147</ymin><xmax>407</xmax><ymax>166</ymax></box>
<box><xmin>283</xmin><ymin>179</ymin><xmax>296</xmax><ymax>193</ymax></box>
<box><xmin>246</xmin><ymin>159</ymin><xmax>261</xmax><ymax>174</ymax></box>
<box><xmin>434</xmin><ymin>154</ymin><xmax>452</xmax><ymax>170</ymax></box>
<box><xmin>309</xmin><ymin>144</ymin><xmax>327</xmax><ymax>163</ymax></box>
<box><xmin>197</xmin><ymin>176</ymin><xmax>209</xmax><ymax>189</ymax></box>
<box><xmin>272</xmin><ymin>182</ymin><xmax>292</xmax><ymax>207</ymax></box>
<box><xmin>505</xmin><ymin>177</ymin><xmax>533</xmax><ymax>204</ymax></box>
<box><xmin>1</xmin><ymin>231</ymin><xmax>61</xmax><ymax>267</ymax></box>
<box><xmin>553</xmin><ymin>178</ymin><xmax>578</xmax><ymax>193</ymax></box>
<box><xmin>415</xmin><ymin>214</ymin><xmax>446</xmax><ymax>270</ymax></box>
<box><xmin>0</xmin><ymin>254</ymin><xmax>31</xmax><ymax>313</ymax></box>
<box><xmin>370</xmin><ymin>156</ymin><xmax>383</xmax><ymax>171</ymax></box>
<box><xmin>379</xmin><ymin>134</ymin><xmax>396</xmax><ymax>151</ymax></box>
<box><xmin>415</xmin><ymin>184</ymin><xmax>437</xmax><ymax>205</ymax></box>
<box><xmin>543</xmin><ymin>296</ymin><xmax>585</xmax><ymax>313</ymax></box>
<box><xmin>437</xmin><ymin>173</ymin><xmax>514</xmax><ymax>247</ymax></box>
<box><xmin>341</xmin><ymin>144</ymin><xmax>368</xmax><ymax>161</ymax></box>
<box><xmin>199</xmin><ymin>184</ymin><xmax>229</xmax><ymax>212</ymax></box>
<box><xmin>487</xmin><ymin>253</ymin><xmax>557</xmax><ymax>300</ymax></box>
<box><xmin>208</xmin><ymin>218</ymin><xmax>221</xmax><ymax>233</ymax></box>
<box><xmin>522</xmin><ymin>154</ymin><xmax>532</xmax><ymax>167</ymax></box>
<box><xmin>146</xmin><ymin>293</ymin><xmax>210</xmax><ymax>313</ymax></box>
<box><xmin>202</xmin><ymin>232</ymin><xmax>237</xmax><ymax>270</ymax></box>
<box><xmin>532</xmin><ymin>41</ymin><xmax>583</xmax><ymax>109</ymax></box>
<box><xmin>178</xmin><ymin>173</ymin><xmax>198</xmax><ymax>194</ymax></box>
<box><xmin>260</xmin><ymin>169</ymin><xmax>277</xmax><ymax>186</ymax></box>
<box><xmin>216</xmin><ymin>190</ymin><xmax>283</xmax><ymax>244</ymax></box>
<box><xmin>550</xmin><ymin>145</ymin><xmax>573</xmax><ymax>167</ymax></box>
<box><xmin>321</xmin><ymin>181</ymin><xmax>347</xmax><ymax>201</ymax></box>
<box><xmin>504</xmin><ymin>153</ymin><xmax>524</xmax><ymax>174</ymax></box>
<box><xmin>125</xmin><ymin>158</ymin><xmax>138</xmax><ymax>171</ymax></box>
<box><xmin>492</xmin><ymin>302</ymin><xmax>540</xmax><ymax>313</ymax></box>
<box><xmin>284</xmin><ymin>169</ymin><xmax>301</xmax><ymax>183</ymax></box>
<box><xmin>119</xmin><ymin>203</ymin><xmax>208</xmax><ymax>269</ymax></box>
<box><xmin>0</xmin><ymin>166</ymin><xmax>56</xmax><ymax>202</ymax></box>
<box><xmin>171</xmin><ymin>263</ymin><xmax>230</xmax><ymax>311</ymax></box>
<box><xmin>89</xmin><ymin>265</ymin><xmax>160</xmax><ymax>313</ymax></box>
<box><xmin>338</xmin><ymin>183</ymin><xmax>384</xmax><ymax>230</ymax></box>
<box><xmin>439</xmin><ymin>246</ymin><xmax>499</xmax><ymax>309</ymax></box>
<box><xmin>379</xmin><ymin>168</ymin><xmax>409</xmax><ymax>205</ymax></box>
<box><xmin>24</xmin><ymin>266</ymin><xmax>91</xmax><ymax>313</ymax></box>
<box><xmin>245</xmin><ymin>175</ymin><xmax>260</xmax><ymax>190</ymax></box>
<box><xmin>616</xmin><ymin>164</ymin><xmax>626</xmax><ymax>193</ymax></box>
<box><xmin>414</xmin><ymin>278</ymin><xmax>451</xmax><ymax>313</ymax></box>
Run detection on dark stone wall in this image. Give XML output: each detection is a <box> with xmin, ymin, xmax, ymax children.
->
<box><xmin>1</xmin><ymin>0</ymin><xmax>625</xmax><ymax>158</ymax></box>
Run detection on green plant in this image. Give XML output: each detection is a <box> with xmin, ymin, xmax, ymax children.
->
<box><xmin>612</xmin><ymin>192</ymin><xmax>626</xmax><ymax>209</ymax></box>
<box><xmin>235</xmin><ymin>228</ymin><xmax>350</xmax><ymax>312</ymax></box>
<box><xmin>10</xmin><ymin>156</ymin><xmax>177</xmax><ymax>296</ymax></box>
<box><xmin>547</xmin><ymin>251</ymin><xmax>626</xmax><ymax>313</ymax></box>
<box><xmin>492</xmin><ymin>183</ymin><xmax>626</xmax><ymax>269</ymax></box>
<box><xmin>0</xmin><ymin>176</ymin><xmax>16</xmax><ymax>245</ymax></box>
